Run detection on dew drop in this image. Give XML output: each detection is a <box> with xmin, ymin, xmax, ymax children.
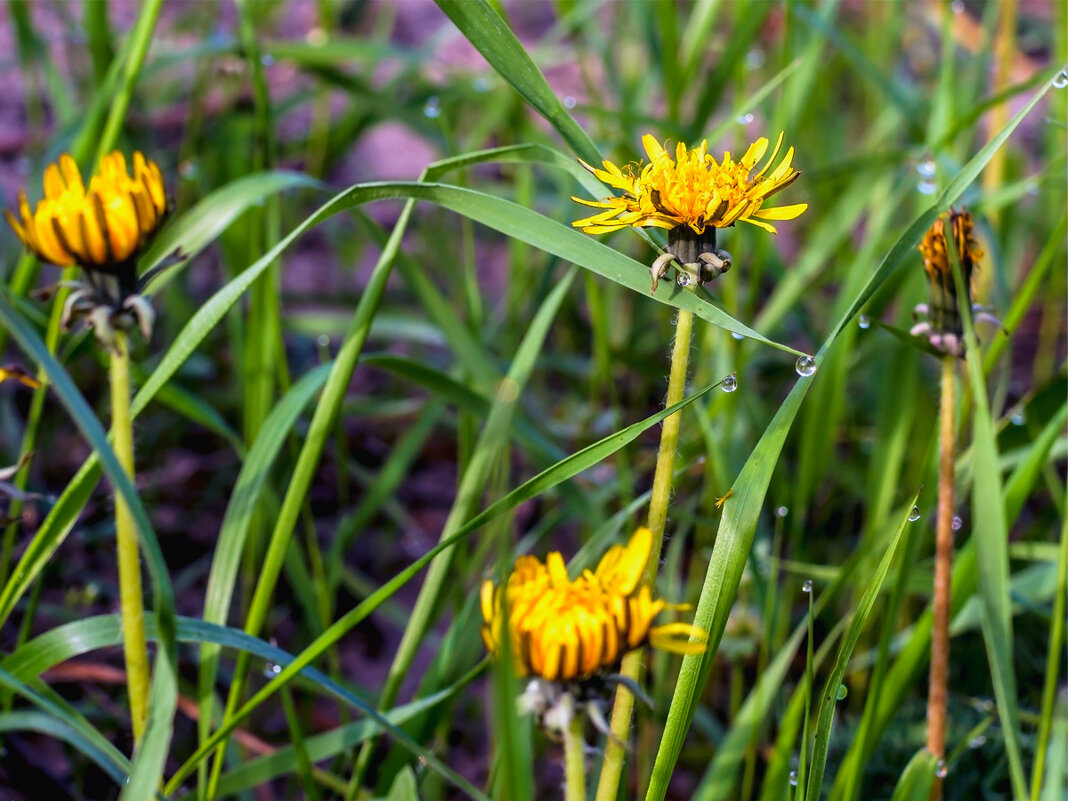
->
<box><xmin>918</xmin><ymin>178</ymin><xmax>938</xmax><ymax>195</ymax></box>
<box><xmin>1053</xmin><ymin>68</ymin><xmax>1068</xmax><ymax>89</ymax></box>
<box><xmin>836</xmin><ymin>684</ymin><xmax>848</xmax><ymax>700</ymax></box>
<box><xmin>935</xmin><ymin>758</ymin><xmax>948</xmax><ymax>778</ymax></box>
<box><xmin>737</xmin><ymin>112</ymin><xmax>754</xmax><ymax>125</ymax></box>
<box><xmin>317</xmin><ymin>334</ymin><xmax>330</xmax><ymax>348</ymax></box>
<box><xmin>802</xmin><ymin>579</ymin><xmax>813</xmax><ymax>593</ymax></box>
<box><xmin>263</xmin><ymin>662</ymin><xmax>282</xmax><ymax>678</ymax></box>
<box><xmin>795</xmin><ymin>355</ymin><xmax>817</xmax><ymax>377</ymax></box>
<box><xmin>788</xmin><ymin>770</ymin><xmax>799</xmax><ymax>786</ymax></box>
<box><xmin>776</xmin><ymin>505</ymin><xmax>789</xmax><ymax>518</ymax></box>
<box><xmin>261</xmin><ymin>54</ymin><xmax>275</xmax><ymax>67</ymax></box>
<box><xmin>722</xmin><ymin>374</ymin><xmax>738</xmax><ymax>393</ymax></box>
<box><xmin>745</xmin><ymin>48</ymin><xmax>766</xmax><ymax>70</ymax></box>
<box><xmin>968</xmin><ymin>734</ymin><xmax>986</xmax><ymax>749</ymax></box>
<box><xmin>858</xmin><ymin>314</ymin><xmax>871</xmax><ymax>329</ymax></box>
<box><xmin>909</xmin><ymin>505</ymin><xmax>921</xmax><ymax>522</ymax></box>
<box><xmin>423</xmin><ymin>96</ymin><xmax>441</xmax><ymax>118</ymax></box>
<box><xmin>731</xmin><ymin>331</ymin><xmax>745</xmax><ymax>341</ymax></box>
<box><xmin>473</xmin><ymin>76</ymin><xmax>492</xmax><ymax>93</ymax></box>
<box><xmin>1010</xmin><ymin>408</ymin><xmax>1026</xmax><ymax>426</ymax></box>
<box><xmin>676</xmin><ymin>272</ymin><xmax>691</xmax><ymax>287</ymax></box>
<box><xmin>951</xmin><ymin>515</ymin><xmax>963</xmax><ymax>531</ymax></box>
<box><xmin>563</xmin><ymin>95</ymin><xmax>577</xmax><ymax>109</ymax></box>
<box><xmin>916</xmin><ymin>158</ymin><xmax>937</xmax><ymax>178</ymax></box>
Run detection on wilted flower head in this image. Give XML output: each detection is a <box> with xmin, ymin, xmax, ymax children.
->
<box><xmin>912</xmin><ymin>208</ymin><xmax>990</xmax><ymax>357</ymax></box>
<box><xmin>572</xmin><ymin>134</ymin><xmax>806</xmax><ymax>292</ymax></box>
<box><xmin>480</xmin><ymin>527</ymin><xmax>706</xmax><ymax>683</ymax></box>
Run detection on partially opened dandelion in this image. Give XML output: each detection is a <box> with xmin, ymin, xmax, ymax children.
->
<box><xmin>5</xmin><ymin>151</ymin><xmax>170</xmax><ymax>343</ymax></box>
<box><xmin>482</xmin><ymin>528</ymin><xmax>705</xmax><ymax>799</ymax></box>
<box><xmin>573</xmin><ymin>133</ymin><xmax>807</xmax><ymax>291</ymax></box>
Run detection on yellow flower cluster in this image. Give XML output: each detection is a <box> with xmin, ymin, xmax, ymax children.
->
<box><xmin>572</xmin><ymin>133</ymin><xmax>806</xmax><ymax>236</ymax></box>
<box><xmin>5</xmin><ymin>152</ymin><xmax>167</xmax><ymax>271</ymax></box>
<box><xmin>480</xmin><ymin>527</ymin><xmax>706</xmax><ymax>682</ymax></box>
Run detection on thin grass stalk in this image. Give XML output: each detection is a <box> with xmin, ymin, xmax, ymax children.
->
<box><xmin>110</xmin><ymin>329</ymin><xmax>150</xmax><ymax>743</ymax></box>
<box><xmin>1030</xmin><ymin>513</ymin><xmax>1068</xmax><ymax>801</ymax></box>
<box><xmin>926</xmin><ymin>355</ymin><xmax>956</xmax><ymax>797</ymax></box>
<box><xmin>565</xmin><ymin>709</ymin><xmax>588</xmax><ymax>801</ymax></box>
<box><xmin>595</xmin><ymin>299</ymin><xmax>695</xmax><ymax>801</ymax></box>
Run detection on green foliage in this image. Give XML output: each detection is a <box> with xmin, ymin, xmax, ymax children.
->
<box><xmin>0</xmin><ymin>1</ymin><xmax>1064</xmax><ymax>800</ymax></box>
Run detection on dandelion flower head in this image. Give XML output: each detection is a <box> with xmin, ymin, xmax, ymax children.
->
<box><xmin>5</xmin><ymin>151</ymin><xmax>168</xmax><ymax>271</ymax></box>
<box><xmin>572</xmin><ymin>133</ymin><xmax>807</xmax><ymax>236</ymax></box>
<box><xmin>480</xmin><ymin>527</ymin><xmax>706</xmax><ymax>682</ymax></box>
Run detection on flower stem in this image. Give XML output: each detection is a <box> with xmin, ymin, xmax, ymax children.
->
<box><xmin>595</xmin><ymin>302</ymin><xmax>695</xmax><ymax>801</ymax></box>
<box><xmin>111</xmin><ymin>329</ymin><xmax>150</xmax><ymax>743</ymax></box>
<box><xmin>564</xmin><ymin>706</ymin><xmax>587</xmax><ymax>801</ymax></box>
<box><xmin>926</xmin><ymin>355</ymin><xmax>955</xmax><ymax>797</ymax></box>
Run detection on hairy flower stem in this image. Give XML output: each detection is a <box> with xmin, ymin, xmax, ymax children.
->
<box><xmin>595</xmin><ymin>300</ymin><xmax>695</xmax><ymax>801</ymax></box>
<box><xmin>564</xmin><ymin>707</ymin><xmax>587</xmax><ymax>801</ymax></box>
<box><xmin>111</xmin><ymin>330</ymin><xmax>150</xmax><ymax>743</ymax></box>
<box><xmin>926</xmin><ymin>355</ymin><xmax>955</xmax><ymax>798</ymax></box>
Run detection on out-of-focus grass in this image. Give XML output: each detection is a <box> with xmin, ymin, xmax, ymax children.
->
<box><xmin>0</xmin><ymin>1</ymin><xmax>1064</xmax><ymax>800</ymax></box>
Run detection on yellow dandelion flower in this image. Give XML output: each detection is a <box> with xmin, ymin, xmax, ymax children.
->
<box><xmin>5</xmin><ymin>152</ymin><xmax>168</xmax><ymax>275</ymax></box>
<box><xmin>573</xmin><ymin>133</ymin><xmax>805</xmax><ymax>236</ymax></box>
<box><xmin>912</xmin><ymin>208</ymin><xmax>995</xmax><ymax>357</ymax></box>
<box><xmin>480</xmin><ymin>527</ymin><xmax>706</xmax><ymax>682</ymax></box>
<box><xmin>572</xmin><ymin>133</ymin><xmax>806</xmax><ymax>291</ymax></box>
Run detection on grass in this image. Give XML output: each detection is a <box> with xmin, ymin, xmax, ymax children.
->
<box><xmin>0</xmin><ymin>1</ymin><xmax>1065</xmax><ymax>800</ymax></box>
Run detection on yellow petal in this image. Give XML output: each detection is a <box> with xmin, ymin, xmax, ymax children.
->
<box><xmin>740</xmin><ymin>137</ymin><xmax>768</xmax><ymax>169</ymax></box>
<box><xmin>754</xmin><ymin>202</ymin><xmax>808</xmax><ymax>220</ymax></box>
<box><xmin>739</xmin><ymin>217</ymin><xmax>778</xmax><ymax>233</ymax></box>
<box><xmin>59</xmin><ymin>154</ymin><xmax>84</xmax><ymax>194</ymax></box>
<box><xmin>642</xmin><ymin>134</ymin><xmax>666</xmax><ymax>162</ymax></box>
<box><xmin>753</xmin><ymin>131</ymin><xmax>785</xmax><ymax>180</ymax></box>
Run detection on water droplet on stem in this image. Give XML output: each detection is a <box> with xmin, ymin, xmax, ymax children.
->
<box><xmin>802</xmin><ymin>579</ymin><xmax>813</xmax><ymax>593</ymax></box>
<box><xmin>721</xmin><ymin>374</ymin><xmax>738</xmax><ymax>393</ymax></box>
<box><xmin>858</xmin><ymin>314</ymin><xmax>870</xmax><ymax>329</ymax></box>
<box><xmin>1053</xmin><ymin>68</ymin><xmax>1068</xmax><ymax>89</ymax></box>
<box><xmin>951</xmin><ymin>515</ymin><xmax>962</xmax><ymax>531</ymax></box>
<box><xmin>909</xmin><ymin>505</ymin><xmax>921</xmax><ymax>522</ymax></box>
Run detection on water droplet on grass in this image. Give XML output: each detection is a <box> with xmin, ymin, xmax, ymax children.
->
<box><xmin>1010</xmin><ymin>408</ymin><xmax>1026</xmax><ymax>426</ymax></box>
<box><xmin>802</xmin><ymin>579</ymin><xmax>813</xmax><ymax>593</ymax></box>
<box><xmin>951</xmin><ymin>515</ymin><xmax>963</xmax><ymax>531</ymax></box>
<box><xmin>795</xmin><ymin>355</ymin><xmax>817</xmax><ymax>377</ymax></box>
<box><xmin>789</xmin><ymin>770</ymin><xmax>799</xmax><ymax>786</ymax></box>
<box><xmin>317</xmin><ymin>334</ymin><xmax>330</xmax><ymax>348</ymax></box>
<box><xmin>909</xmin><ymin>505</ymin><xmax>921</xmax><ymax>522</ymax></box>
<box><xmin>737</xmin><ymin>112</ymin><xmax>754</xmax><ymax>125</ymax></box>
<box><xmin>776</xmin><ymin>505</ymin><xmax>789</xmax><ymax>518</ymax></box>
<box><xmin>918</xmin><ymin>178</ymin><xmax>938</xmax><ymax>195</ymax></box>
<box><xmin>676</xmin><ymin>272</ymin><xmax>691</xmax><ymax>287</ymax></box>
<box><xmin>722</xmin><ymin>374</ymin><xmax>738</xmax><ymax>393</ymax></box>
<box><xmin>261</xmin><ymin>54</ymin><xmax>275</xmax><ymax>67</ymax></box>
<box><xmin>563</xmin><ymin>95</ymin><xmax>577</xmax><ymax>109</ymax></box>
<box><xmin>968</xmin><ymin>734</ymin><xmax>986</xmax><ymax>748</ymax></box>
<box><xmin>264</xmin><ymin>662</ymin><xmax>281</xmax><ymax>678</ymax></box>
<box><xmin>916</xmin><ymin>158</ymin><xmax>937</xmax><ymax>178</ymax></box>
<box><xmin>935</xmin><ymin>758</ymin><xmax>948</xmax><ymax>778</ymax></box>
<box><xmin>423</xmin><ymin>97</ymin><xmax>441</xmax><ymax>118</ymax></box>
<box><xmin>731</xmin><ymin>331</ymin><xmax>745</xmax><ymax>340</ymax></box>
<box><xmin>1053</xmin><ymin>69</ymin><xmax>1068</xmax><ymax>89</ymax></box>
<box><xmin>836</xmin><ymin>684</ymin><xmax>848</xmax><ymax>700</ymax></box>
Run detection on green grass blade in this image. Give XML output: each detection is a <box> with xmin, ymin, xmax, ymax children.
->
<box><xmin>803</xmin><ymin>492</ymin><xmax>918</xmax><ymax>801</ymax></box>
<box><xmin>645</xmin><ymin>76</ymin><xmax>1053</xmax><ymax>801</ymax></box>
<box><xmin>197</xmin><ymin>362</ymin><xmax>333</xmax><ymax>760</ymax></box>
<box><xmin>434</xmin><ymin>0</ymin><xmax>601</xmax><ymax>164</ymax></box>
<box><xmin>958</xmin><ymin>263</ymin><xmax>1028</xmax><ymax>801</ymax></box>
<box><xmin>888</xmin><ymin>749</ymin><xmax>938</xmax><ymax>801</ymax></box>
